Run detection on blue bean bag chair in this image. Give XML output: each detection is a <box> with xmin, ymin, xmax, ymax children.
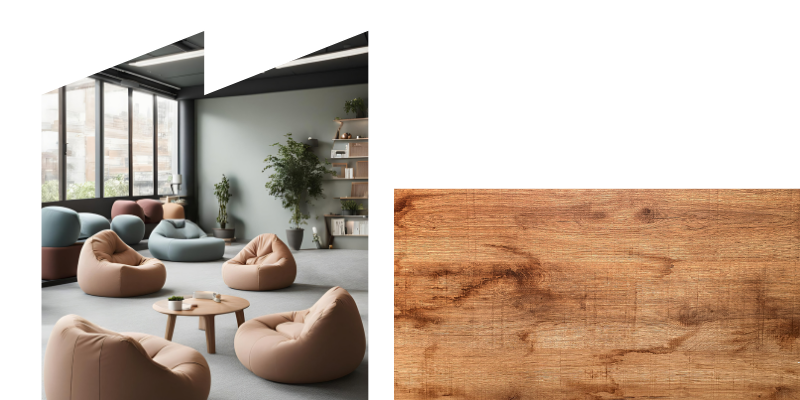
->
<box><xmin>78</xmin><ymin>213</ymin><xmax>110</xmax><ymax>239</ymax></box>
<box><xmin>42</xmin><ymin>206</ymin><xmax>81</xmax><ymax>247</ymax></box>
<box><xmin>111</xmin><ymin>214</ymin><xmax>145</xmax><ymax>245</ymax></box>
<box><xmin>148</xmin><ymin>220</ymin><xmax>225</xmax><ymax>262</ymax></box>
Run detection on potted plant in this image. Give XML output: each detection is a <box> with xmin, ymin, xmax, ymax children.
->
<box><xmin>311</xmin><ymin>226</ymin><xmax>322</xmax><ymax>249</ymax></box>
<box><xmin>340</xmin><ymin>199</ymin><xmax>359</xmax><ymax>215</ymax></box>
<box><xmin>344</xmin><ymin>97</ymin><xmax>367</xmax><ymax>118</ymax></box>
<box><xmin>212</xmin><ymin>174</ymin><xmax>235</xmax><ymax>239</ymax></box>
<box><xmin>168</xmin><ymin>296</ymin><xmax>184</xmax><ymax>311</ymax></box>
<box><xmin>264</xmin><ymin>133</ymin><xmax>336</xmax><ymax>250</ymax></box>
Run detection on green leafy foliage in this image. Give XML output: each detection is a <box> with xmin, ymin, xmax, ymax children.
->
<box><xmin>343</xmin><ymin>97</ymin><xmax>367</xmax><ymax>117</ymax></box>
<box><xmin>42</xmin><ymin>175</ymin><xmax>128</xmax><ymax>203</ymax></box>
<box><xmin>168</xmin><ymin>296</ymin><xmax>184</xmax><ymax>301</ymax></box>
<box><xmin>67</xmin><ymin>181</ymin><xmax>95</xmax><ymax>200</ymax></box>
<box><xmin>263</xmin><ymin>134</ymin><xmax>336</xmax><ymax>228</ymax></box>
<box><xmin>340</xmin><ymin>199</ymin><xmax>364</xmax><ymax>211</ymax></box>
<box><xmin>104</xmin><ymin>174</ymin><xmax>128</xmax><ymax>198</ymax></box>
<box><xmin>41</xmin><ymin>180</ymin><xmax>59</xmax><ymax>202</ymax></box>
<box><xmin>214</xmin><ymin>174</ymin><xmax>232</xmax><ymax>228</ymax></box>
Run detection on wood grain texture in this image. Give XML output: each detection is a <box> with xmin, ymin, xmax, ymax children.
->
<box><xmin>395</xmin><ymin>189</ymin><xmax>800</xmax><ymax>400</ymax></box>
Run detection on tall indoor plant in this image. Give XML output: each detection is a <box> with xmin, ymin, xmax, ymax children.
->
<box><xmin>263</xmin><ymin>133</ymin><xmax>335</xmax><ymax>250</ymax></box>
<box><xmin>213</xmin><ymin>174</ymin><xmax>235</xmax><ymax>238</ymax></box>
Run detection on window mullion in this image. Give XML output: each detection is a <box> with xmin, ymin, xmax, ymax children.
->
<box><xmin>128</xmin><ymin>88</ymin><xmax>133</xmax><ymax>197</ymax></box>
<box><xmin>95</xmin><ymin>80</ymin><xmax>104</xmax><ymax>198</ymax></box>
<box><xmin>153</xmin><ymin>94</ymin><xmax>158</xmax><ymax>197</ymax></box>
<box><xmin>58</xmin><ymin>86</ymin><xmax>66</xmax><ymax>202</ymax></box>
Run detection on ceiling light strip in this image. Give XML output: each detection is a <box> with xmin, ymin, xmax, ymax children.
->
<box><xmin>129</xmin><ymin>49</ymin><xmax>205</xmax><ymax>67</ymax></box>
<box><xmin>276</xmin><ymin>47</ymin><xmax>368</xmax><ymax>69</ymax></box>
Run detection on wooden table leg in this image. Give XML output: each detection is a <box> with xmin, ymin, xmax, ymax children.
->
<box><xmin>204</xmin><ymin>315</ymin><xmax>215</xmax><ymax>354</ymax></box>
<box><xmin>235</xmin><ymin>310</ymin><xmax>245</xmax><ymax>327</ymax></box>
<box><xmin>165</xmin><ymin>315</ymin><xmax>177</xmax><ymax>341</ymax></box>
<box><xmin>199</xmin><ymin>316</ymin><xmax>205</xmax><ymax>331</ymax></box>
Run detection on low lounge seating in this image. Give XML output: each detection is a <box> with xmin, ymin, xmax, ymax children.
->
<box><xmin>163</xmin><ymin>202</ymin><xmax>185</xmax><ymax>219</ymax></box>
<box><xmin>222</xmin><ymin>234</ymin><xmax>296</xmax><ymax>291</ymax></box>
<box><xmin>137</xmin><ymin>199</ymin><xmax>164</xmax><ymax>224</ymax></box>
<box><xmin>42</xmin><ymin>206</ymin><xmax>83</xmax><ymax>280</ymax></box>
<box><xmin>78</xmin><ymin>230</ymin><xmax>166</xmax><ymax>297</ymax></box>
<box><xmin>111</xmin><ymin>200</ymin><xmax>145</xmax><ymax>221</ymax></box>
<box><xmin>44</xmin><ymin>314</ymin><xmax>211</xmax><ymax>400</ymax></box>
<box><xmin>111</xmin><ymin>214</ymin><xmax>145</xmax><ymax>245</ymax></box>
<box><xmin>148</xmin><ymin>220</ymin><xmax>225</xmax><ymax>262</ymax></box>
<box><xmin>78</xmin><ymin>212</ymin><xmax>110</xmax><ymax>239</ymax></box>
<box><xmin>234</xmin><ymin>286</ymin><xmax>366</xmax><ymax>383</ymax></box>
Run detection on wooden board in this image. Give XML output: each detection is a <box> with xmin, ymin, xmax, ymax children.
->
<box><xmin>395</xmin><ymin>189</ymin><xmax>800</xmax><ymax>400</ymax></box>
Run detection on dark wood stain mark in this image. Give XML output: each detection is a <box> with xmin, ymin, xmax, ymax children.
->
<box><xmin>601</xmin><ymin>330</ymin><xmax>698</xmax><ymax>365</ymax></box>
<box><xmin>676</xmin><ymin>305</ymin><xmax>720</xmax><ymax>327</ymax></box>
<box><xmin>635</xmin><ymin>207</ymin><xmax>657</xmax><ymax>223</ymax></box>
<box><xmin>627</xmin><ymin>251</ymin><xmax>677</xmax><ymax>277</ymax></box>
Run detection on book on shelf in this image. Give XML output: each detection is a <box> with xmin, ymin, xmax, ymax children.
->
<box><xmin>331</xmin><ymin>218</ymin><xmax>345</xmax><ymax>236</ymax></box>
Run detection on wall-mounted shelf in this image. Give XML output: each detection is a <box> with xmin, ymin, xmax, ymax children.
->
<box><xmin>334</xmin><ymin>118</ymin><xmax>368</xmax><ymax>122</ymax></box>
<box><xmin>330</xmin><ymin>177</ymin><xmax>368</xmax><ymax>180</ymax></box>
<box><xmin>328</xmin><ymin>157</ymin><xmax>368</xmax><ymax>160</ymax></box>
<box><xmin>332</xmin><ymin>234</ymin><xmax>368</xmax><ymax>237</ymax></box>
<box><xmin>324</xmin><ymin>214</ymin><xmax>368</xmax><ymax>218</ymax></box>
<box><xmin>333</xmin><ymin>138</ymin><xmax>368</xmax><ymax>141</ymax></box>
<box><xmin>334</xmin><ymin>197</ymin><xmax>368</xmax><ymax>200</ymax></box>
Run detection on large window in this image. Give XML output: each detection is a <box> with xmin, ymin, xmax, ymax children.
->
<box><xmin>41</xmin><ymin>88</ymin><xmax>60</xmax><ymax>202</ymax></box>
<box><xmin>65</xmin><ymin>78</ymin><xmax>97</xmax><ymax>200</ymax></box>
<box><xmin>132</xmin><ymin>91</ymin><xmax>154</xmax><ymax>195</ymax></box>
<box><xmin>103</xmin><ymin>83</ymin><xmax>130</xmax><ymax>197</ymax></box>
<box><xmin>41</xmin><ymin>78</ymin><xmax>179</xmax><ymax>203</ymax></box>
<box><xmin>157</xmin><ymin>97</ymin><xmax>178</xmax><ymax>195</ymax></box>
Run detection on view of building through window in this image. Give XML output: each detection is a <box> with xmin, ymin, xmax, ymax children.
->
<box><xmin>132</xmin><ymin>91</ymin><xmax>154</xmax><ymax>196</ymax></box>
<box><xmin>103</xmin><ymin>83</ymin><xmax>130</xmax><ymax>197</ymax></box>
<box><xmin>41</xmin><ymin>89</ymin><xmax>60</xmax><ymax>202</ymax></box>
<box><xmin>65</xmin><ymin>78</ymin><xmax>96</xmax><ymax>200</ymax></box>
<box><xmin>42</xmin><ymin>79</ymin><xmax>179</xmax><ymax>202</ymax></box>
<box><xmin>157</xmin><ymin>97</ymin><xmax>178</xmax><ymax>195</ymax></box>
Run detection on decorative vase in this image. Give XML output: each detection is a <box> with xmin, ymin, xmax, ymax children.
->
<box><xmin>314</xmin><ymin>241</ymin><xmax>322</xmax><ymax>249</ymax></box>
<box><xmin>342</xmin><ymin>209</ymin><xmax>353</xmax><ymax>215</ymax></box>
<box><xmin>285</xmin><ymin>228</ymin><xmax>304</xmax><ymax>251</ymax></box>
<box><xmin>356</xmin><ymin>110</ymin><xmax>366</xmax><ymax>118</ymax></box>
<box><xmin>213</xmin><ymin>228</ymin><xmax>235</xmax><ymax>239</ymax></box>
<box><xmin>168</xmin><ymin>300</ymin><xmax>183</xmax><ymax>311</ymax></box>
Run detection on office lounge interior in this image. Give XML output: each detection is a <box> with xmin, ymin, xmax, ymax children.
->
<box><xmin>40</xmin><ymin>32</ymin><xmax>368</xmax><ymax>400</ymax></box>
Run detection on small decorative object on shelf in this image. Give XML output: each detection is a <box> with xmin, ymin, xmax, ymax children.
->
<box><xmin>340</xmin><ymin>200</ymin><xmax>362</xmax><ymax>215</ymax></box>
<box><xmin>214</xmin><ymin>294</ymin><xmax>222</xmax><ymax>303</ymax></box>
<box><xmin>168</xmin><ymin>296</ymin><xmax>184</xmax><ymax>311</ymax></box>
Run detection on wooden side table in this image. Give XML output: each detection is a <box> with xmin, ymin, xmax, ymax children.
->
<box><xmin>152</xmin><ymin>295</ymin><xmax>250</xmax><ymax>354</ymax></box>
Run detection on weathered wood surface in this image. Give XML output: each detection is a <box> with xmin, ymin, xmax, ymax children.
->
<box><xmin>395</xmin><ymin>189</ymin><xmax>800</xmax><ymax>400</ymax></box>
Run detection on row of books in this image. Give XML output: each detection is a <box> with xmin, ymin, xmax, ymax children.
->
<box><xmin>330</xmin><ymin>219</ymin><xmax>369</xmax><ymax>236</ymax></box>
<box><xmin>343</xmin><ymin>168</ymin><xmax>355</xmax><ymax>179</ymax></box>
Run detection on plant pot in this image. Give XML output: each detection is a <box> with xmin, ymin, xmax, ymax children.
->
<box><xmin>342</xmin><ymin>209</ymin><xmax>353</xmax><ymax>215</ymax></box>
<box><xmin>168</xmin><ymin>300</ymin><xmax>183</xmax><ymax>311</ymax></box>
<box><xmin>213</xmin><ymin>228</ymin><xmax>235</xmax><ymax>239</ymax></box>
<box><xmin>356</xmin><ymin>110</ymin><xmax>366</xmax><ymax>119</ymax></box>
<box><xmin>286</xmin><ymin>228</ymin><xmax>304</xmax><ymax>251</ymax></box>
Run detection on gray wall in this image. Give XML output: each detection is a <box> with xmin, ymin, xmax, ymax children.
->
<box><xmin>195</xmin><ymin>84</ymin><xmax>368</xmax><ymax>250</ymax></box>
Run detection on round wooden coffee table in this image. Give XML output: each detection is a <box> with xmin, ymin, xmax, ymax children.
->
<box><xmin>152</xmin><ymin>295</ymin><xmax>250</xmax><ymax>354</ymax></box>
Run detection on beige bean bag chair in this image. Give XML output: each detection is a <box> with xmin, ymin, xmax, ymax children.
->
<box><xmin>234</xmin><ymin>286</ymin><xmax>366</xmax><ymax>383</ymax></box>
<box><xmin>44</xmin><ymin>314</ymin><xmax>211</xmax><ymax>400</ymax></box>
<box><xmin>162</xmin><ymin>202</ymin><xmax>185</xmax><ymax>219</ymax></box>
<box><xmin>77</xmin><ymin>229</ymin><xmax>166</xmax><ymax>297</ymax></box>
<box><xmin>222</xmin><ymin>233</ymin><xmax>296</xmax><ymax>291</ymax></box>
